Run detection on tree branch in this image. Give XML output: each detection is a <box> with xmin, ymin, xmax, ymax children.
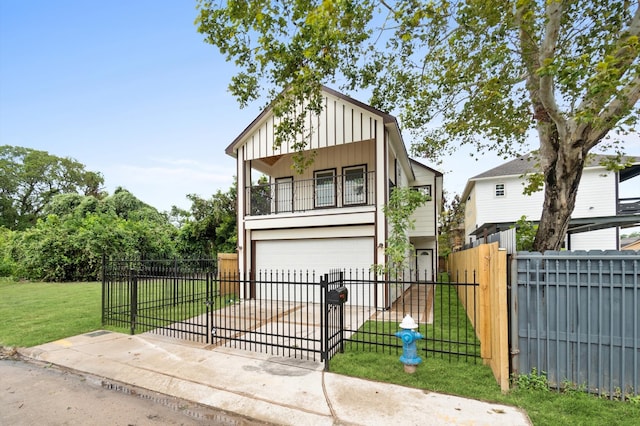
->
<box><xmin>576</xmin><ymin>6</ymin><xmax>640</xmax><ymax>146</ymax></box>
<box><xmin>378</xmin><ymin>0</ymin><xmax>395</xmax><ymax>14</ymax></box>
<box><xmin>537</xmin><ymin>1</ymin><xmax>565</xmax><ymax>134</ymax></box>
<box><xmin>585</xmin><ymin>73</ymin><xmax>640</xmax><ymax>150</ymax></box>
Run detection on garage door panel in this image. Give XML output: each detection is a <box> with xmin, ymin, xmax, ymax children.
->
<box><xmin>255</xmin><ymin>237</ymin><xmax>373</xmax><ymax>275</ymax></box>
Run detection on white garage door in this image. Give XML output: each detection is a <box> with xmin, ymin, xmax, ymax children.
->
<box><xmin>255</xmin><ymin>237</ymin><xmax>374</xmax><ymax>275</ymax></box>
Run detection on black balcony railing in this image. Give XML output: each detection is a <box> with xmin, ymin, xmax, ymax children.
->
<box><xmin>246</xmin><ymin>171</ymin><xmax>376</xmax><ymax>216</ymax></box>
<box><xmin>618</xmin><ymin>197</ymin><xmax>640</xmax><ymax>215</ymax></box>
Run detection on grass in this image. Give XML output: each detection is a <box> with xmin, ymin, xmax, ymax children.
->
<box><xmin>1</xmin><ymin>277</ymin><xmax>638</xmax><ymax>425</ymax></box>
<box><xmin>329</xmin><ymin>350</ymin><xmax>639</xmax><ymax>425</ymax></box>
<box><xmin>346</xmin><ymin>282</ymin><xmax>481</xmax><ymax>359</ymax></box>
<box><xmin>0</xmin><ymin>278</ymin><xmax>119</xmax><ymax>347</ymax></box>
<box><xmin>101</xmin><ymin>277</ymin><xmax>226</xmax><ymax>333</ymax></box>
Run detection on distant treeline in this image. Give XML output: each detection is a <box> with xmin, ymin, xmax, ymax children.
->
<box><xmin>0</xmin><ymin>145</ymin><xmax>236</xmax><ymax>282</ymax></box>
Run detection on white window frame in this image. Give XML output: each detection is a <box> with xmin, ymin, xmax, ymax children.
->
<box><xmin>342</xmin><ymin>165</ymin><xmax>367</xmax><ymax>206</ymax></box>
<box><xmin>495</xmin><ymin>183</ymin><xmax>506</xmax><ymax>197</ymax></box>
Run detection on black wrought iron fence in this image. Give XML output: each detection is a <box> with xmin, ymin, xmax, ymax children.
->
<box><xmin>210</xmin><ymin>269</ymin><xmax>324</xmax><ymax>361</ymax></box>
<box><xmin>102</xmin><ymin>259</ymin><xmax>480</xmax><ymax>366</ymax></box>
<box><xmin>334</xmin><ymin>269</ymin><xmax>481</xmax><ymax>363</ymax></box>
<box><xmin>102</xmin><ymin>257</ymin><xmax>217</xmax><ymax>342</ymax></box>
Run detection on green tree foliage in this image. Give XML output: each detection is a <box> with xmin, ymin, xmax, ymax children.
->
<box><xmin>174</xmin><ymin>179</ymin><xmax>238</xmax><ymax>258</ymax></box>
<box><xmin>513</xmin><ymin>215</ymin><xmax>538</xmax><ymax>251</ymax></box>
<box><xmin>196</xmin><ymin>1</ymin><xmax>639</xmax><ymax>251</ymax></box>
<box><xmin>0</xmin><ymin>145</ymin><xmax>104</xmax><ymax>230</ymax></box>
<box><xmin>5</xmin><ymin>189</ymin><xmax>177</xmax><ymax>282</ymax></box>
<box><xmin>0</xmin><ymin>227</ymin><xmax>17</xmax><ymax>276</ymax></box>
<box><xmin>438</xmin><ymin>192</ymin><xmax>465</xmax><ymax>258</ymax></box>
<box><xmin>373</xmin><ymin>186</ymin><xmax>430</xmax><ymax>273</ymax></box>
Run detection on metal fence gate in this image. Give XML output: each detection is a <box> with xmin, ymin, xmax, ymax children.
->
<box><xmin>103</xmin><ymin>260</ymin><xmax>480</xmax><ymax>367</ymax></box>
<box><xmin>208</xmin><ymin>270</ymin><xmax>327</xmax><ymax>362</ymax></box>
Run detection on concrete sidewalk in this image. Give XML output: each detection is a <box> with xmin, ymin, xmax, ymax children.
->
<box><xmin>19</xmin><ymin>331</ymin><xmax>531</xmax><ymax>426</ymax></box>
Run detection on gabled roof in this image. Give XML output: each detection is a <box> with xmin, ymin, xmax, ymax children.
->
<box><xmin>224</xmin><ymin>85</ymin><xmax>422</xmax><ymax>181</ymax></box>
<box><xmin>225</xmin><ymin>85</ymin><xmax>397</xmax><ymax>157</ymax></box>
<box><xmin>471</xmin><ymin>153</ymin><xmax>640</xmax><ymax>180</ymax></box>
<box><xmin>462</xmin><ymin>153</ymin><xmax>640</xmax><ymax>199</ymax></box>
<box><xmin>409</xmin><ymin>158</ymin><xmax>443</xmax><ymax>177</ymax></box>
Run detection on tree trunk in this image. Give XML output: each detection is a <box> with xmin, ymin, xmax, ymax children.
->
<box><xmin>533</xmin><ymin>142</ymin><xmax>586</xmax><ymax>252</ymax></box>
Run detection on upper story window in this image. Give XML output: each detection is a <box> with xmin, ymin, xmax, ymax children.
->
<box><xmin>314</xmin><ymin>169</ymin><xmax>336</xmax><ymax>208</ymax></box>
<box><xmin>495</xmin><ymin>183</ymin><xmax>506</xmax><ymax>197</ymax></box>
<box><xmin>414</xmin><ymin>184</ymin><xmax>432</xmax><ymax>198</ymax></box>
<box><xmin>275</xmin><ymin>176</ymin><xmax>293</xmax><ymax>213</ymax></box>
<box><xmin>343</xmin><ymin>165</ymin><xmax>367</xmax><ymax>205</ymax></box>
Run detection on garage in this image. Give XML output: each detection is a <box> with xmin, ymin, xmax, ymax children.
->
<box><xmin>254</xmin><ymin>237</ymin><xmax>374</xmax><ymax>275</ymax></box>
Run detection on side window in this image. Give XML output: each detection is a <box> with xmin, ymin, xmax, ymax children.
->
<box><xmin>343</xmin><ymin>165</ymin><xmax>367</xmax><ymax>205</ymax></box>
<box><xmin>415</xmin><ymin>184</ymin><xmax>431</xmax><ymax>198</ymax></box>
<box><xmin>495</xmin><ymin>183</ymin><xmax>506</xmax><ymax>197</ymax></box>
<box><xmin>314</xmin><ymin>169</ymin><xmax>336</xmax><ymax>208</ymax></box>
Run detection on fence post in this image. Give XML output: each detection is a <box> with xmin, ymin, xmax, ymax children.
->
<box><xmin>321</xmin><ymin>273</ymin><xmax>328</xmax><ymax>370</ymax></box>
<box><xmin>101</xmin><ymin>254</ymin><xmax>106</xmax><ymax>325</ymax></box>
<box><xmin>339</xmin><ymin>271</ymin><xmax>345</xmax><ymax>354</ymax></box>
<box><xmin>129</xmin><ymin>268</ymin><xmax>138</xmax><ymax>335</ymax></box>
<box><xmin>509</xmin><ymin>253</ymin><xmax>520</xmax><ymax>377</ymax></box>
<box><xmin>173</xmin><ymin>258</ymin><xmax>179</xmax><ymax>306</ymax></box>
<box><xmin>206</xmin><ymin>270</ymin><xmax>212</xmax><ymax>345</ymax></box>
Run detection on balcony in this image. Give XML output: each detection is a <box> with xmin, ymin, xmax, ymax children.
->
<box><xmin>246</xmin><ymin>171</ymin><xmax>376</xmax><ymax>216</ymax></box>
<box><xmin>618</xmin><ymin>197</ymin><xmax>640</xmax><ymax>215</ymax></box>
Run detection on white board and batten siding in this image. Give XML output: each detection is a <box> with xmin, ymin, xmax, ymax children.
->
<box><xmin>266</xmin><ymin>139</ymin><xmax>376</xmax><ymax>182</ymax></box>
<box><xmin>409</xmin><ymin>163</ymin><xmax>440</xmax><ymax>238</ymax></box>
<box><xmin>240</xmin><ymin>92</ymin><xmax>383</xmax><ymax>162</ymax></box>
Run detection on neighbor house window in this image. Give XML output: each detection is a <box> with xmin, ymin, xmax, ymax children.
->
<box><xmin>343</xmin><ymin>165</ymin><xmax>367</xmax><ymax>205</ymax></box>
<box><xmin>413</xmin><ymin>184</ymin><xmax>432</xmax><ymax>198</ymax></box>
<box><xmin>314</xmin><ymin>169</ymin><xmax>336</xmax><ymax>207</ymax></box>
<box><xmin>495</xmin><ymin>183</ymin><xmax>506</xmax><ymax>197</ymax></box>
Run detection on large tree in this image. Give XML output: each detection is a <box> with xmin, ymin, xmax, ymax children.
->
<box><xmin>196</xmin><ymin>0</ymin><xmax>639</xmax><ymax>251</ymax></box>
<box><xmin>173</xmin><ymin>180</ymin><xmax>238</xmax><ymax>257</ymax></box>
<box><xmin>0</xmin><ymin>145</ymin><xmax>104</xmax><ymax>230</ymax></box>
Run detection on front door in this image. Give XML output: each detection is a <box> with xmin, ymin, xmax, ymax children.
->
<box><xmin>415</xmin><ymin>248</ymin><xmax>434</xmax><ymax>281</ymax></box>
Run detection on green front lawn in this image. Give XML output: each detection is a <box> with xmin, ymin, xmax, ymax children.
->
<box><xmin>1</xmin><ymin>277</ymin><xmax>638</xmax><ymax>425</ymax></box>
<box><xmin>0</xmin><ymin>279</ymin><xmax>114</xmax><ymax>347</ymax></box>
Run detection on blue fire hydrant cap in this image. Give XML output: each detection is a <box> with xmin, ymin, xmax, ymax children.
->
<box><xmin>399</xmin><ymin>315</ymin><xmax>419</xmax><ymax>329</ymax></box>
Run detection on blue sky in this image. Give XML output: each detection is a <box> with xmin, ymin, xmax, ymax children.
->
<box><xmin>1</xmin><ymin>1</ymin><xmax>638</xmax><ymax>213</ymax></box>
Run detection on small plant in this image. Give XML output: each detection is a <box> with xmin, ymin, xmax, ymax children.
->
<box><xmin>371</xmin><ymin>187</ymin><xmax>430</xmax><ymax>275</ymax></box>
<box><xmin>513</xmin><ymin>215</ymin><xmax>537</xmax><ymax>251</ymax></box>
<box><xmin>513</xmin><ymin>368</ymin><xmax>549</xmax><ymax>391</ymax></box>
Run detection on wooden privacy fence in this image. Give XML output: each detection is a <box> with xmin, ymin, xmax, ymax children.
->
<box><xmin>448</xmin><ymin>242</ymin><xmax>509</xmax><ymax>391</ymax></box>
<box><xmin>218</xmin><ymin>253</ymin><xmax>238</xmax><ymax>297</ymax></box>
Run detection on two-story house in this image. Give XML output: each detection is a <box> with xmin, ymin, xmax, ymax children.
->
<box><xmin>225</xmin><ymin>86</ymin><xmax>442</xmax><ymax>283</ymax></box>
<box><xmin>462</xmin><ymin>153</ymin><xmax>640</xmax><ymax>250</ymax></box>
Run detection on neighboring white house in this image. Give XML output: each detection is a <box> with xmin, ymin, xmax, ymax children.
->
<box><xmin>225</xmin><ymin>86</ymin><xmax>443</xmax><ymax>286</ymax></box>
<box><xmin>461</xmin><ymin>154</ymin><xmax>640</xmax><ymax>250</ymax></box>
